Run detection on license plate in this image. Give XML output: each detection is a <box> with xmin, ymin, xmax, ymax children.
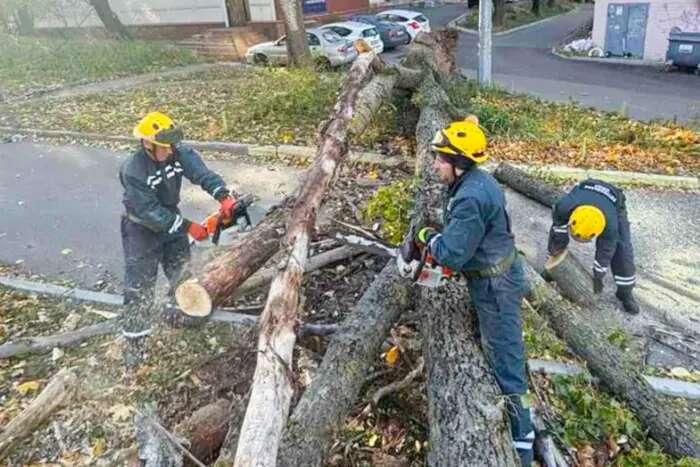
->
<box><xmin>679</xmin><ymin>44</ymin><xmax>693</xmax><ymax>54</ymax></box>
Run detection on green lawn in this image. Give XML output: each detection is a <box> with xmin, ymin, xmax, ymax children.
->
<box><xmin>461</xmin><ymin>0</ymin><xmax>576</xmax><ymax>32</ymax></box>
<box><xmin>0</xmin><ymin>33</ymin><xmax>202</xmax><ymax>98</ymax></box>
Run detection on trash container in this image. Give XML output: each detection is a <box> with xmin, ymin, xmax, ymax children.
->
<box><xmin>666</xmin><ymin>32</ymin><xmax>700</xmax><ymax>69</ymax></box>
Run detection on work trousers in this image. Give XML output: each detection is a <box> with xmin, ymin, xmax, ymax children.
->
<box><xmin>120</xmin><ymin>216</ymin><xmax>190</xmax><ymax>336</ymax></box>
<box><xmin>468</xmin><ymin>257</ymin><xmax>534</xmax><ymax>466</ymax></box>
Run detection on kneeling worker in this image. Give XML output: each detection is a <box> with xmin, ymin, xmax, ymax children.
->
<box><xmin>415</xmin><ymin>117</ymin><xmax>534</xmax><ymax>466</ymax></box>
<box><xmin>119</xmin><ymin>111</ymin><xmax>237</xmax><ymax>367</ymax></box>
<box><xmin>547</xmin><ymin>179</ymin><xmax>639</xmax><ymax>314</ymax></box>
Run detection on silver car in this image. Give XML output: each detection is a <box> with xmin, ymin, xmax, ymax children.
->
<box><xmin>246</xmin><ymin>28</ymin><xmax>358</xmax><ymax>67</ymax></box>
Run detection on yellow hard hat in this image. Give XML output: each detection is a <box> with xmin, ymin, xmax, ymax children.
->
<box><xmin>133</xmin><ymin>112</ymin><xmax>183</xmax><ymax>147</ymax></box>
<box><xmin>569</xmin><ymin>205</ymin><xmax>606</xmax><ymax>242</ymax></box>
<box><xmin>431</xmin><ymin>115</ymin><xmax>489</xmax><ymax>167</ymax></box>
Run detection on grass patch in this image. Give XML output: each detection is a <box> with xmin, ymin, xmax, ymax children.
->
<box><xmin>460</xmin><ymin>0</ymin><xmax>576</xmax><ymax>32</ymax></box>
<box><xmin>0</xmin><ymin>33</ymin><xmax>201</xmax><ymax>97</ymax></box>
<box><xmin>445</xmin><ymin>78</ymin><xmax>700</xmax><ymax>175</ymax></box>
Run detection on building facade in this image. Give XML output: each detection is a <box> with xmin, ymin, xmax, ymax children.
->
<box><xmin>592</xmin><ymin>0</ymin><xmax>700</xmax><ymax>61</ymax></box>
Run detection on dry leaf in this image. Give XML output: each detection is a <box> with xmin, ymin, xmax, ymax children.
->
<box><xmin>109</xmin><ymin>403</ymin><xmax>133</xmax><ymax>422</ymax></box>
<box><xmin>384</xmin><ymin>346</ymin><xmax>400</xmax><ymax>366</ymax></box>
<box><xmin>16</xmin><ymin>380</ymin><xmax>40</xmax><ymax>394</ymax></box>
<box><xmin>670</xmin><ymin>367</ymin><xmax>692</xmax><ymax>379</ymax></box>
<box><xmin>367</xmin><ymin>433</ymin><xmax>379</xmax><ymax>447</ymax></box>
<box><xmin>91</xmin><ymin>437</ymin><xmax>107</xmax><ymax>457</ymax></box>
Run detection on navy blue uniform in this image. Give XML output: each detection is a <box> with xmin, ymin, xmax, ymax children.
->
<box><xmin>548</xmin><ymin>179</ymin><xmax>636</xmax><ymax>294</ymax></box>
<box><xmin>119</xmin><ymin>144</ymin><xmax>228</xmax><ymax>337</ymax></box>
<box><xmin>426</xmin><ymin>167</ymin><xmax>534</xmax><ymax>465</ymax></box>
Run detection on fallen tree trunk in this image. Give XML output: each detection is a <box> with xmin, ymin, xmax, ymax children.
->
<box><xmin>493</xmin><ymin>163</ymin><xmax>564</xmax><ymax>208</ymax></box>
<box><xmin>543</xmin><ymin>251</ymin><xmax>594</xmax><ymax>307</ymax></box>
<box><xmin>412</xmin><ymin>53</ymin><xmax>519</xmax><ymax>465</ymax></box>
<box><xmin>175</xmin><ymin>399</ymin><xmax>230</xmax><ymax>466</ymax></box>
<box><xmin>231</xmin><ymin>51</ymin><xmax>380</xmax><ymax>467</ymax></box>
<box><xmin>276</xmin><ymin>263</ymin><xmax>412</xmax><ymax>466</ymax></box>
<box><xmin>523</xmin><ymin>261</ymin><xmax>700</xmax><ymax>457</ymax></box>
<box><xmin>0</xmin><ymin>368</ymin><xmax>80</xmax><ymax>460</ymax></box>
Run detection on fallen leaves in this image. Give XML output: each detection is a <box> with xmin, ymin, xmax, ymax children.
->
<box><xmin>108</xmin><ymin>403</ymin><xmax>133</xmax><ymax>423</ymax></box>
<box><xmin>15</xmin><ymin>380</ymin><xmax>41</xmax><ymax>395</ymax></box>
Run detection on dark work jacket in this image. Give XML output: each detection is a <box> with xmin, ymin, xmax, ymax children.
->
<box><xmin>427</xmin><ymin>167</ymin><xmax>516</xmax><ymax>273</ymax></box>
<box><xmin>119</xmin><ymin>144</ymin><xmax>227</xmax><ymax>234</ymax></box>
<box><xmin>548</xmin><ymin>179</ymin><xmax>625</xmax><ymax>274</ymax></box>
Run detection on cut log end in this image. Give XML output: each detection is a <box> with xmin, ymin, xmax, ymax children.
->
<box><xmin>176</xmin><ymin>280</ymin><xmax>213</xmax><ymax>317</ymax></box>
<box><xmin>545</xmin><ymin>250</ymin><xmax>568</xmax><ymax>271</ymax></box>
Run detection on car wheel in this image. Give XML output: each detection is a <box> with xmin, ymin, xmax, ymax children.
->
<box><xmin>254</xmin><ymin>53</ymin><xmax>269</xmax><ymax>65</ymax></box>
<box><xmin>315</xmin><ymin>56</ymin><xmax>332</xmax><ymax>71</ymax></box>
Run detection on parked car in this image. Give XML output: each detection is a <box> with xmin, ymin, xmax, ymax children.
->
<box><xmin>375</xmin><ymin>9</ymin><xmax>431</xmax><ymax>41</ymax></box>
<box><xmin>349</xmin><ymin>14</ymin><xmax>410</xmax><ymax>49</ymax></box>
<box><xmin>320</xmin><ymin>21</ymin><xmax>385</xmax><ymax>54</ymax></box>
<box><xmin>245</xmin><ymin>28</ymin><xmax>358</xmax><ymax>67</ymax></box>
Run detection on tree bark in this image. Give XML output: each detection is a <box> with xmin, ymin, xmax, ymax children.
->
<box><xmin>174</xmin><ymin>399</ymin><xmax>230</xmax><ymax>466</ymax></box>
<box><xmin>523</xmin><ymin>261</ymin><xmax>700</xmax><ymax>458</ymax></box>
<box><xmin>493</xmin><ymin>163</ymin><xmax>564</xmax><ymax>208</ymax></box>
<box><xmin>543</xmin><ymin>250</ymin><xmax>594</xmax><ymax>307</ymax></box>
<box><xmin>0</xmin><ymin>368</ymin><xmax>80</xmax><ymax>460</ymax></box>
<box><xmin>276</xmin><ymin>263</ymin><xmax>413</xmax><ymax>466</ymax></box>
<box><xmin>225</xmin><ymin>0</ymin><xmax>249</xmax><ymax>26</ymax></box>
<box><xmin>278</xmin><ymin>0</ymin><xmax>311</xmax><ymax>67</ymax></box>
<box><xmin>413</xmin><ymin>73</ymin><xmax>519</xmax><ymax>466</ymax></box>
<box><xmin>231</xmin><ymin>51</ymin><xmax>378</xmax><ymax>467</ymax></box>
<box><xmin>88</xmin><ymin>0</ymin><xmax>133</xmax><ymax>40</ymax></box>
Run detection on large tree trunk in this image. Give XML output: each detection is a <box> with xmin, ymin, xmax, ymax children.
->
<box><xmin>414</xmin><ymin>72</ymin><xmax>519</xmax><ymax>466</ymax></box>
<box><xmin>276</xmin><ymin>263</ymin><xmax>412</xmax><ymax>466</ymax></box>
<box><xmin>532</xmin><ymin>0</ymin><xmax>542</xmax><ymax>16</ymax></box>
<box><xmin>493</xmin><ymin>0</ymin><xmax>506</xmax><ymax>27</ymax></box>
<box><xmin>523</xmin><ymin>262</ymin><xmax>700</xmax><ymax>457</ymax></box>
<box><xmin>0</xmin><ymin>368</ymin><xmax>80</xmax><ymax>460</ymax></box>
<box><xmin>225</xmin><ymin>0</ymin><xmax>249</xmax><ymax>26</ymax></box>
<box><xmin>543</xmin><ymin>251</ymin><xmax>593</xmax><ymax>307</ymax></box>
<box><xmin>278</xmin><ymin>0</ymin><xmax>310</xmax><ymax>67</ymax></box>
<box><xmin>88</xmin><ymin>0</ymin><xmax>133</xmax><ymax>40</ymax></box>
<box><xmin>231</xmin><ymin>51</ymin><xmax>378</xmax><ymax>467</ymax></box>
<box><xmin>493</xmin><ymin>163</ymin><xmax>564</xmax><ymax>207</ymax></box>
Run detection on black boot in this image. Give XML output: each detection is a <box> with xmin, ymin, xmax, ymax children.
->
<box><xmin>616</xmin><ymin>289</ymin><xmax>640</xmax><ymax>315</ymax></box>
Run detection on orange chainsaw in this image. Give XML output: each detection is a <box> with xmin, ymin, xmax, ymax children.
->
<box><xmin>200</xmin><ymin>193</ymin><xmax>255</xmax><ymax>245</ymax></box>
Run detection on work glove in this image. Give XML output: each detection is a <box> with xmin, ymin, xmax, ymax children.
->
<box><xmin>592</xmin><ymin>269</ymin><xmax>605</xmax><ymax>294</ymax></box>
<box><xmin>415</xmin><ymin>226</ymin><xmax>438</xmax><ymax>247</ymax></box>
<box><xmin>187</xmin><ymin>221</ymin><xmax>209</xmax><ymax>241</ymax></box>
<box><xmin>218</xmin><ymin>195</ymin><xmax>237</xmax><ymax>222</ymax></box>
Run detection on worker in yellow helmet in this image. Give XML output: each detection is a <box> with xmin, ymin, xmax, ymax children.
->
<box><xmin>548</xmin><ymin>179</ymin><xmax>639</xmax><ymax>314</ymax></box>
<box><xmin>413</xmin><ymin>116</ymin><xmax>534</xmax><ymax>466</ymax></box>
<box><xmin>119</xmin><ymin>112</ymin><xmax>238</xmax><ymax>368</ymax></box>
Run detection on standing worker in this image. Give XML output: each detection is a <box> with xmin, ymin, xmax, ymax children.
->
<box><xmin>414</xmin><ymin>116</ymin><xmax>534</xmax><ymax>466</ymax></box>
<box><xmin>547</xmin><ymin>179</ymin><xmax>639</xmax><ymax>314</ymax></box>
<box><xmin>119</xmin><ymin>111</ymin><xmax>237</xmax><ymax>368</ymax></box>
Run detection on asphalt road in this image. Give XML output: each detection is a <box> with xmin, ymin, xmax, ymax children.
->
<box><xmin>392</xmin><ymin>4</ymin><xmax>700</xmax><ymax>122</ymax></box>
<box><xmin>0</xmin><ymin>142</ymin><xmax>302</xmax><ymax>288</ymax></box>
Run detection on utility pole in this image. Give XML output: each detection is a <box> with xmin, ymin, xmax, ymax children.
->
<box><xmin>478</xmin><ymin>0</ymin><xmax>493</xmax><ymax>86</ymax></box>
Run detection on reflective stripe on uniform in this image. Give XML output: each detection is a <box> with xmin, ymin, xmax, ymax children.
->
<box><xmin>552</xmin><ymin>224</ymin><xmax>568</xmax><ymax>233</ymax></box>
<box><xmin>614</xmin><ymin>274</ymin><xmax>636</xmax><ymax>285</ymax></box>
<box><xmin>168</xmin><ymin>214</ymin><xmax>183</xmax><ymax>234</ymax></box>
<box><xmin>514</xmin><ymin>440</ymin><xmax>534</xmax><ymax>451</ymax></box>
<box><xmin>593</xmin><ymin>260</ymin><xmax>608</xmax><ymax>273</ymax></box>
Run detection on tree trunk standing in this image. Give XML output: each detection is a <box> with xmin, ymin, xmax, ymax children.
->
<box><xmin>523</xmin><ymin>262</ymin><xmax>700</xmax><ymax>458</ymax></box>
<box><xmin>532</xmin><ymin>0</ymin><xmax>541</xmax><ymax>16</ymax></box>
<box><xmin>413</xmin><ymin>72</ymin><xmax>519</xmax><ymax>466</ymax></box>
<box><xmin>231</xmin><ymin>52</ymin><xmax>378</xmax><ymax>467</ymax></box>
<box><xmin>277</xmin><ymin>264</ymin><xmax>412</xmax><ymax>466</ymax></box>
<box><xmin>226</xmin><ymin>0</ymin><xmax>249</xmax><ymax>26</ymax></box>
<box><xmin>547</xmin><ymin>0</ymin><xmax>556</xmax><ymax>8</ymax></box>
<box><xmin>493</xmin><ymin>0</ymin><xmax>506</xmax><ymax>28</ymax></box>
<box><xmin>278</xmin><ymin>0</ymin><xmax>311</xmax><ymax>67</ymax></box>
<box><xmin>88</xmin><ymin>0</ymin><xmax>133</xmax><ymax>40</ymax></box>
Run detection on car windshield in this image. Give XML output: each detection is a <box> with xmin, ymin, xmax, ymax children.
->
<box><xmin>322</xmin><ymin>31</ymin><xmax>344</xmax><ymax>43</ymax></box>
<box><xmin>415</xmin><ymin>14</ymin><xmax>428</xmax><ymax>22</ymax></box>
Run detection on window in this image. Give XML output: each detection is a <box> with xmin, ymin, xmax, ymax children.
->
<box><xmin>276</xmin><ymin>36</ymin><xmax>287</xmax><ymax>46</ymax></box>
<box><xmin>362</xmin><ymin>28</ymin><xmax>378</xmax><ymax>38</ymax></box>
<box><xmin>307</xmin><ymin>33</ymin><xmax>320</xmax><ymax>46</ymax></box>
<box><xmin>322</xmin><ymin>31</ymin><xmax>343</xmax><ymax>43</ymax></box>
<box><xmin>332</xmin><ymin>26</ymin><xmax>351</xmax><ymax>36</ymax></box>
<box><xmin>415</xmin><ymin>14</ymin><xmax>428</xmax><ymax>22</ymax></box>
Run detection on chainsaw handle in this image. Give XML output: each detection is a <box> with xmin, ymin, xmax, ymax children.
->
<box><xmin>411</xmin><ymin>246</ymin><xmax>428</xmax><ymax>282</ymax></box>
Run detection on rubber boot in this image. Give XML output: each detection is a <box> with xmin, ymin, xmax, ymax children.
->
<box><xmin>616</xmin><ymin>289</ymin><xmax>640</xmax><ymax>315</ymax></box>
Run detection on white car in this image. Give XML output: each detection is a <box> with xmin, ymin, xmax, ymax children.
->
<box><xmin>245</xmin><ymin>28</ymin><xmax>358</xmax><ymax>67</ymax></box>
<box><xmin>375</xmin><ymin>9</ymin><xmax>431</xmax><ymax>41</ymax></box>
<box><xmin>320</xmin><ymin>21</ymin><xmax>384</xmax><ymax>54</ymax></box>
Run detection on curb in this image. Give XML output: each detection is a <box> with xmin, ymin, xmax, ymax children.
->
<box><xmin>3</xmin><ymin>273</ymin><xmax>699</xmax><ymax>400</ymax></box>
<box><xmin>0</xmin><ymin>126</ymin><xmax>402</xmax><ymax>168</ymax></box>
<box><xmin>482</xmin><ymin>162</ymin><xmax>699</xmax><ymax>190</ymax></box>
<box><xmin>449</xmin><ymin>6</ymin><xmax>579</xmax><ymax>37</ymax></box>
<box><xmin>550</xmin><ymin>47</ymin><xmax>666</xmax><ymax>68</ymax></box>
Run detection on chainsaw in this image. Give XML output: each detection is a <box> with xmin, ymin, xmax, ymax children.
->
<box><xmin>335</xmin><ymin>227</ymin><xmax>459</xmax><ymax>288</ymax></box>
<box><xmin>200</xmin><ymin>193</ymin><xmax>255</xmax><ymax>245</ymax></box>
